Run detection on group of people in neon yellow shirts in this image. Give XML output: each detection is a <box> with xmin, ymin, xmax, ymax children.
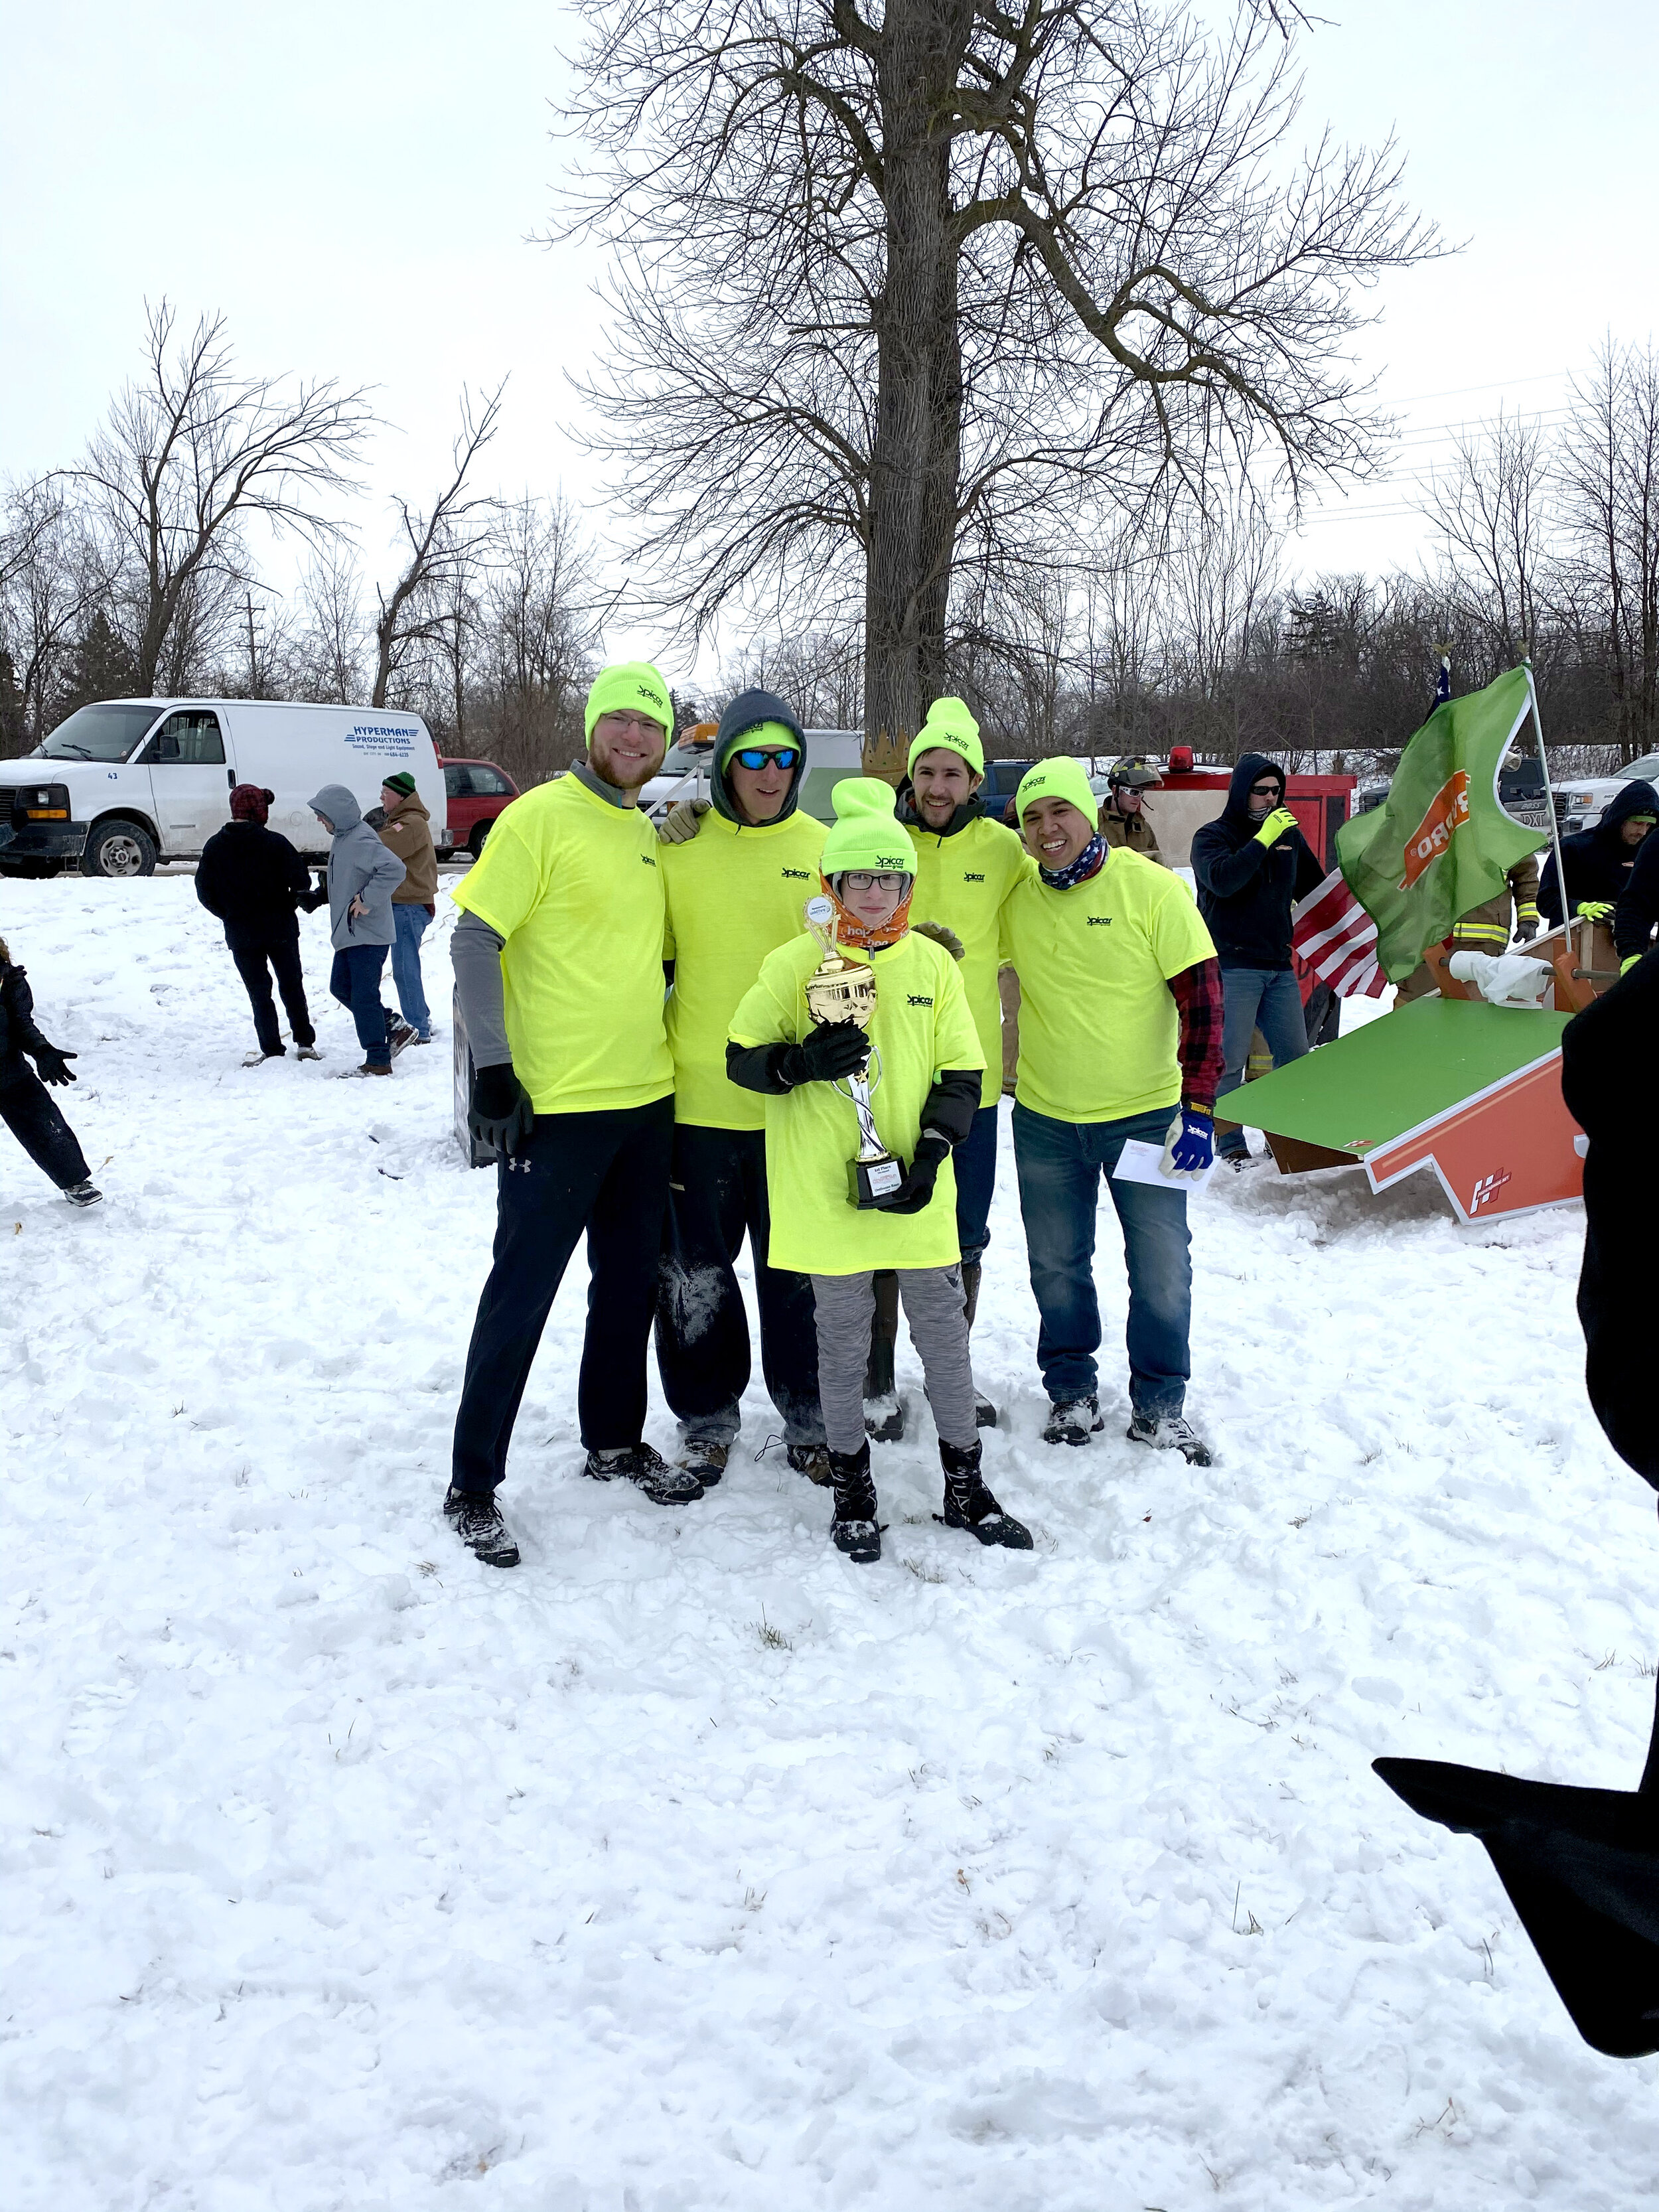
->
<box><xmin>442</xmin><ymin>663</ymin><xmax>1226</xmax><ymax>1570</ymax></box>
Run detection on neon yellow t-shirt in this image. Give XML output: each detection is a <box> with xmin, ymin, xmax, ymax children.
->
<box><xmin>909</xmin><ymin>814</ymin><xmax>1036</xmax><ymax>1108</ymax></box>
<box><xmin>729</xmin><ymin>930</ymin><xmax>984</xmax><ymax>1275</ymax></box>
<box><xmin>999</xmin><ymin>847</ymin><xmax>1216</xmax><ymax>1123</ymax></box>
<box><xmin>661</xmin><ymin>807</ymin><xmax>827</xmax><ymax>1129</ymax></box>
<box><xmin>451</xmin><ymin>773</ymin><xmax>674</xmax><ymax>1115</ymax></box>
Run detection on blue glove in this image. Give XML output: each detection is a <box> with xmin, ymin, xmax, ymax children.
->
<box><xmin>1164</xmin><ymin>1104</ymin><xmax>1214</xmax><ymax>1175</ymax></box>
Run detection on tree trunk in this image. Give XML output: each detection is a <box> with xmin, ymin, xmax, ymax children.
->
<box><xmin>863</xmin><ymin>0</ymin><xmax>970</xmax><ymax>761</ymax></box>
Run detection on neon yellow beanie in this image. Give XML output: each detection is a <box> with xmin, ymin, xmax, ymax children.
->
<box><xmin>720</xmin><ymin>719</ymin><xmax>798</xmax><ymax>766</ymax></box>
<box><xmin>1015</xmin><ymin>756</ymin><xmax>1100</xmax><ymax>830</ymax></box>
<box><xmin>908</xmin><ymin>697</ymin><xmax>983</xmax><ymax>778</ymax></box>
<box><xmin>820</xmin><ymin>778</ymin><xmax>918</xmax><ymax>878</ymax></box>
<box><xmin>585</xmin><ymin>660</ymin><xmax>673</xmax><ymax>745</ymax></box>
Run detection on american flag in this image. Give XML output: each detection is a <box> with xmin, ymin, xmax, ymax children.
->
<box><xmin>1293</xmin><ymin>865</ymin><xmax>1388</xmax><ymax>998</ymax></box>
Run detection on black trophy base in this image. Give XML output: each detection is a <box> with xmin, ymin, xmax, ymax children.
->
<box><xmin>848</xmin><ymin>1153</ymin><xmax>905</xmax><ymax>1209</ymax></box>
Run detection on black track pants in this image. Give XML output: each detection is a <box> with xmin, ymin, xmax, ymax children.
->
<box><xmin>451</xmin><ymin>1096</ymin><xmax>674</xmax><ymax>1494</ymax></box>
<box><xmin>1</xmin><ymin>1067</ymin><xmax>90</xmax><ymax>1190</ymax></box>
<box><xmin>232</xmin><ymin>938</ymin><xmax>315</xmax><ymax>1053</ymax></box>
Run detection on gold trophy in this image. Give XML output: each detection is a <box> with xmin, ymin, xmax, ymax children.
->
<box><xmin>802</xmin><ymin>894</ymin><xmax>904</xmax><ymax>1207</ymax></box>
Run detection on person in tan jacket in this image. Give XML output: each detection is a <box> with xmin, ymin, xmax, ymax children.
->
<box><xmin>378</xmin><ymin>772</ymin><xmax>439</xmax><ymax>1044</ymax></box>
<box><xmin>1100</xmin><ymin>757</ymin><xmax>1165</xmax><ymax>862</ymax></box>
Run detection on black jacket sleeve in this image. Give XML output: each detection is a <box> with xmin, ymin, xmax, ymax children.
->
<box><xmin>1190</xmin><ymin>822</ymin><xmax>1267</xmax><ymax>901</ymax></box>
<box><xmin>1615</xmin><ymin>833</ymin><xmax>1659</xmax><ymax>960</ymax></box>
<box><xmin>3</xmin><ymin>968</ymin><xmax>52</xmax><ymax>1058</ymax></box>
<box><xmin>726</xmin><ymin>1039</ymin><xmax>794</xmax><ymax>1095</ymax></box>
<box><xmin>918</xmin><ymin>1067</ymin><xmax>982</xmax><ymax>1147</ymax></box>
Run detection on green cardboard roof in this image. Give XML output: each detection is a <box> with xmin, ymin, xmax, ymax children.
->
<box><xmin>1232</xmin><ymin>997</ymin><xmax>1571</xmax><ymax>1157</ymax></box>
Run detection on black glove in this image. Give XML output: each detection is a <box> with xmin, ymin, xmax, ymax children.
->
<box><xmin>778</xmin><ymin>1019</ymin><xmax>871</xmax><ymax>1087</ymax></box>
<box><xmin>32</xmin><ymin>1045</ymin><xmax>76</xmax><ymax>1086</ymax></box>
<box><xmin>469</xmin><ymin>1063</ymin><xmax>534</xmax><ymax>1155</ymax></box>
<box><xmin>883</xmin><ymin>1134</ymin><xmax>950</xmax><ymax>1215</ymax></box>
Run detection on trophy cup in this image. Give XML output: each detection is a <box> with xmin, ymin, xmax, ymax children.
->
<box><xmin>802</xmin><ymin>895</ymin><xmax>904</xmax><ymax>1207</ymax></box>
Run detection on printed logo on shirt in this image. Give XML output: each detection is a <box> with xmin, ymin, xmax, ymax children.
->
<box><xmin>780</xmin><ymin>867</ymin><xmax>812</xmax><ymax>879</ymax></box>
<box><xmin>962</xmin><ymin>871</ymin><xmax>984</xmax><ymax>882</ymax></box>
<box><xmin>906</xmin><ymin>993</ymin><xmax>934</xmax><ymax>1006</ymax></box>
<box><xmin>1086</xmin><ymin>914</ymin><xmax>1112</xmax><ymax>926</ymax></box>
<box><xmin>640</xmin><ymin>852</ymin><xmax>658</xmax><ymax>867</ymax></box>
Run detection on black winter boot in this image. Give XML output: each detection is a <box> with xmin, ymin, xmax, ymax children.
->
<box><xmin>443</xmin><ymin>1483</ymin><xmax>521</xmax><ymax>1569</ymax></box>
<box><xmin>829</xmin><ymin>1441</ymin><xmax>881</xmax><ymax>1564</ymax></box>
<box><xmin>863</xmin><ymin>1271</ymin><xmax>906</xmax><ymax>1442</ymax></box>
<box><xmin>938</xmin><ymin>1438</ymin><xmax>1033</xmax><ymax>1550</ymax></box>
<box><xmin>584</xmin><ymin>1442</ymin><xmax>705</xmax><ymax>1505</ymax></box>
<box><xmin>960</xmin><ymin>1260</ymin><xmax>997</xmax><ymax>1428</ymax></box>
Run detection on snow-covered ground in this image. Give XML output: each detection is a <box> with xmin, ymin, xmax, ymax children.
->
<box><xmin>5</xmin><ymin>876</ymin><xmax>1657</xmax><ymax>2211</ymax></box>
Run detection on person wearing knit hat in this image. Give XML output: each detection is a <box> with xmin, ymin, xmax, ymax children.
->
<box><xmin>376</xmin><ymin>772</ymin><xmax>439</xmax><ymax>1048</ymax></box>
<box><xmin>727</xmin><ymin>774</ymin><xmax>1031</xmax><ymax>1565</ymax></box>
<box><xmin>444</xmin><ymin>658</ymin><xmax>695</xmax><ymax>1568</ymax></box>
<box><xmin>196</xmin><ymin>786</ymin><xmax>325</xmax><ymax>1067</ymax></box>
<box><xmin>1001</xmin><ymin>756</ymin><xmax>1222</xmax><ymax>1461</ymax></box>
<box><xmin>877</xmin><ymin>698</ymin><xmax>1035</xmax><ymax>1438</ymax></box>
<box><xmin>654</xmin><ymin>688</ymin><xmax>831</xmax><ymax>1487</ymax></box>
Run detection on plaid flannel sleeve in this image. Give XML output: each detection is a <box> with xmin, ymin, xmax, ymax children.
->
<box><xmin>1167</xmin><ymin>957</ymin><xmax>1224</xmax><ymax>1112</ymax></box>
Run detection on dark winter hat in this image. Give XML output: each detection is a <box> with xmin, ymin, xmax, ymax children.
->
<box><xmin>230</xmin><ymin>784</ymin><xmax>273</xmax><ymax>824</ymax></box>
<box><xmin>382</xmin><ymin>771</ymin><xmax>417</xmax><ymax>798</ymax></box>
<box><xmin>710</xmin><ymin>687</ymin><xmax>807</xmax><ymax>826</ymax></box>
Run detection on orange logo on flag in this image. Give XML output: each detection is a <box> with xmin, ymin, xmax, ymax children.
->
<box><xmin>1400</xmin><ymin>771</ymin><xmax>1469</xmax><ymax>890</ymax></box>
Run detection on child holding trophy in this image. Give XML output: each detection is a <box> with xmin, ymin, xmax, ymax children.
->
<box><xmin>727</xmin><ymin>778</ymin><xmax>1033</xmax><ymax>1565</ymax></box>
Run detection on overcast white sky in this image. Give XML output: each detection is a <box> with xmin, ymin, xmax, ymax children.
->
<box><xmin>3</xmin><ymin>0</ymin><xmax>1655</xmax><ymax>684</ymax></box>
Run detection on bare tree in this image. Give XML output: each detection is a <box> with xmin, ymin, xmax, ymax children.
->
<box><xmin>0</xmin><ymin>483</ymin><xmax>113</xmax><ymax>751</ymax></box>
<box><xmin>290</xmin><ymin>544</ymin><xmax>370</xmax><ymax>703</ymax></box>
<box><xmin>62</xmin><ymin>300</ymin><xmax>372</xmax><ymax>694</ymax></box>
<box><xmin>476</xmin><ymin>492</ymin><xmax>601</xmax><ymax>778</ymax></box>
<box><xmin>1559</xmin><ymin>340</ymin><xmax>1659</xmax><ymax>761</ymax></box>
<box><xmin>560</xmin><ymin>0</ymin><xmax>1440</xmax><ymax>743</ymax></box>
<box><xmin>370</xmin><ymin>384</ymin><xmax>506</xmax><ymax>709</ymax></box>
<box><xmin>1419</xmin><ymin>407</ymin><xmax>1555</xmax><ymax>668</ymax></box>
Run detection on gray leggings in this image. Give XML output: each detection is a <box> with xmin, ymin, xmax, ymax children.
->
<box><xmin>810</xmin><ymin>1266</ymin><xmax>975</xmax><ymax>1453</ymax></box>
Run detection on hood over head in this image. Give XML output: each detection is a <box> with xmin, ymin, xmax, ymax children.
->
<box><xmin>1595</xmin><ymin>777</ymin><xmax>1659</xmax><ymax>841</ymax></box>
<box><xmin>309</xmin><ymin>784</ymin><xmax>362</xmax><ymax>833</ymax></box>
<box><xmin>1223</xmin><ymin>752</ymin><xmax>1285</xmax><ymax>824</ymax></box>
<box><xmin>711</xmin><ymin>688</ymin><xmax>807</xmax><ymax>824</ymax></box>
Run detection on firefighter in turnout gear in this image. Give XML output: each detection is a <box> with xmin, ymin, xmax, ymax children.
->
<box><xmin>1100</xmin><ymin>757</ymin><xmax>1165</xmax><ymax>863</ymax></box>
<box><xmin>1395</xmin><ymin>853</ymin><xmax>1542</xmax><ymax>1003</ymax></box>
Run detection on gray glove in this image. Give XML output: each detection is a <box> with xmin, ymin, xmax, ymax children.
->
<box><xmin>657</xmin><ymin>798</ymin><xmax>709</xmax><ymax>845</ymax></box>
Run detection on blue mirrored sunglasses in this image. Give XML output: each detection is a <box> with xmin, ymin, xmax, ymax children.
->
<box><xmin>731</xmin><ymin>746</ymin><xmax>800</xmax><ymax>771</ymax></box>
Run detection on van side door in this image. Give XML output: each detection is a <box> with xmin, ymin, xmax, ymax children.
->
<box><xmin>139</xmin><ymin>709</ymin><xmax>233</xmax><ymax>853</ymax></box>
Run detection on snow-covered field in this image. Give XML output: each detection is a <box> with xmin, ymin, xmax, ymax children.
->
<box><xmin>5</xmin><ymin>875</ymin><xmax>1657</xmax><ymax>2211</ymax></box>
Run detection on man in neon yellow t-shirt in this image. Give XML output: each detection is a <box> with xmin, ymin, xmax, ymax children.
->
<box><xmin>728</xmin><ymin>777</ymin><xmax>1031</xmax><ymax>1565</ymax></box>
<box><xmin>443</xmin><ymin>661</ymin><xmax>703</xmax><ymax>1568</ymax></box>
<box><xmin>1003</xmin><ymin>757</ymin><xmax>1224</xmax><ymax>1463</ymax></box>
<box><xmin>654</xmin><ymin>688</ymin><xmax>829</xmax><ymax>1485</ymax></box>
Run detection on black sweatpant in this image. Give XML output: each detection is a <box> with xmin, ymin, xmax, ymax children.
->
<box><xmin>1</xmin><ymin>1067</ymin><xmax>90</xmax><ymax>1190</ymax></box>
<box><xmin>452</xmin><ymin>1095</ymin><xmax>674</xmax><ymax>1495</ymax></box>
<box><xmin>654</xmin><ymin>1122</ymin><xmax>824</xmax><ymax>1449</ymax></box>
<box><xmin>232</xmin><ymin>937</ymin><xmax>315</xmax><ymax>1053</ymax></box>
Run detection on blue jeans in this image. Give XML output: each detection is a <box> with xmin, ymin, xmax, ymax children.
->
<box><xmin>1215</xmin><ymin>966</ymin><xmax>1308</xmax><ymax>1155</ymax></box>
<box><xmin>390</xmin><ymin>904</ymin><xmax>432</xmax><ymax>1038</ymax></box>
<box><xmin>1012</xmin><ymin>1102</ymin><xmax>1191</xmax><ymax>1415</ymax></box>
<box><xmin>954</xmin><ymin>1102</ymin><xmax>1000</xmax><ymax>1266</ymax></box>
<box><xmin>329</xmin><ymin>946</ymin><xmax>391</xmax><ymax>1067</ymax></box>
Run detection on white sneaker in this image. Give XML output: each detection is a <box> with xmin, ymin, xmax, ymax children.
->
<box><xmin>242</xmin><ymin>1051</ymin><xmax>281</xmax><ymax>1067</ymax></box>
<box><xmin>297</xmin><ymin>1045</ymin><xmax>322</xmax><ymax>1061</ymax></box>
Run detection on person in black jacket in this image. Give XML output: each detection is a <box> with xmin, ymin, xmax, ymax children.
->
<box><xmin>1539</xmin><ymin>777</ymin><xmax>1657</xmax><ymax>928</ymax></box>
<box><xmin>0</xmin><ymin>936</ymin><xmax>100</xmax><ymax>1205</ymax></box>
<box><xmin>1190</xmin><ymin>755</ymin><xmax>1324</xmax><ymax>1166</ymax></box>
<box><xmin>1612</xmin><ymin>789</ymin><xmax>1659</xmax><ymax>970</ymax></box>
<box><xmin>195</xmin><ymin>785</ymin><xmax>323</xmax><ymax>1065</ymax></box>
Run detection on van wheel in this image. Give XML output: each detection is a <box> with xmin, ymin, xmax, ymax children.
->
<box><xmin>80</xmin><ymin>818</ymin><xmax>158</xmax><ymax>879</ymax></box>
<box><xmin>469</xmin><ymin>821</ymin><xmax>492</xmax><ymax>859</ymax></box>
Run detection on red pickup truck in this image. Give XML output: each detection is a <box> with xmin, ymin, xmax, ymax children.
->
<box><xmin>439</xmin><ymin>757</ymin><xmax>518</xmax><ymax>859</ymax></box>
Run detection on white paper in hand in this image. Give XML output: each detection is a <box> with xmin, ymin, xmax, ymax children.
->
<box><xmin>1110</xmin><ymin>1136</ymin><xmax>1216</xmax><ymax>1194</ymax></box>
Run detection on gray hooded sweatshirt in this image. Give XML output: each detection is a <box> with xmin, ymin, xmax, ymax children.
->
<box><xmin>309</xmin><ymin>784</ymin><xmax>407</xmax><ymax>951</ymax></box>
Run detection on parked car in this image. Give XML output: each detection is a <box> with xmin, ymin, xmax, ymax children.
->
<box><xmin>1553</xmin><ymin>751</ymin><xmax>1659</xmax><ymax>834</ymax></box>
<box><xmin>440</xmin><ymin>757</ymin><xmax>519</xmax><ymax>859</ymax></box>
<box><xmin>0</xmin><ymin>698</ymin><xmax>446</xmax><ymax>878</ymax></box>
<box><xmin>977</xmin><ymin>759</ymin><xmax>1033</xmax><ymax>820</ymax></box>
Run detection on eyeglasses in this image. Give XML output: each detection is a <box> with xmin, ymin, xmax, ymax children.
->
<box><xmin>595</xmin><ymin>712</ymin><xmax>666</xmax><ymax>736</ymax></box>
<box><xmin>841</xmin><ymin>871</ymin><xmax>907</xmax><ymax>892</ymax></box>
<box><xmin>731</xmin><ymin>747</ymin><xmax>799</xmax><ymax>771</ymax></box>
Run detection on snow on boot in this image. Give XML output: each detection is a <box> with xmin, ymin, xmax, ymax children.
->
<box><xmin>829</xmin><ymin>1442</ymin><xmax>881</xmax><ymax>1564</ymax></box>
<box><xmin>242</xmin><ymin>1049</ymin><xmax>282</xmax><ymax>1067</ymax></box>
<box><xmin>863</xmin><ymin>1270</ymin><xmax>906</xmax><ymax>1442</ymax></box>
<box><xmin>62</xmin><ymin>1179</ymin><xmax>102</xmax><ymax>1209</ymax></box>
<box><xmin>678</xmin><ymin>1438</ymin><xmax>729</xmax><ymax>1486</ymax></box>
<box><xmin>1126</xmin><ymin>1410</ymin><xmax>1214</xmax><ymax>1466</ymax></box>
<box><xmin>938</xmin><ymin>1438</ymin><xmax>1033</xmax><ymax>1550</ymax></box>
<box><xmin>387</xmin><ymin>1018</ymin><xmax>419</xmax><ymax>1058</ymax></box>
<box><xmin>786</xmin><ymin>1442</ymin><xmax>832</xmax><ymax>1485</ymax></box>
<box><xmin>1042</xmin><ymin>1396</ymin><xmax>1104</xmax><ymax>1447</ymax></box>
<box><xmin>297</xmin><ymin>1044</ymin><xmax>322</xmax><ymax>1061</ymax></box>
<box><xmin>585</xmin><ymin>1442</ymin><xmax>704</xmax><ymax>1506</ymax></box>
<box><xmin>443</xmin><ymin>1483</ymin><xmax>520</xmax><ymax>1569</ymax></box>
<box><xmin>336</xmin><ymin>1060</ymin><xmax>394</xmax><ymax>1078</ymax></box>
<box><xmin>960</xmin><ymin>1260</ymin><xmax>997</xmax><ymax>1428</ymax></box>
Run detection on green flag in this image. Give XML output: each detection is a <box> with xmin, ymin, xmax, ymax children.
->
<box><xmin>1336</xmin><ymin>665</ymin><xmax>1548</xmax><ymax>983</ymax></box>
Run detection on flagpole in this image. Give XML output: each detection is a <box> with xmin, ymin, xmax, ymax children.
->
<box><xmin>1522</xmin><ymin>658</ymin><xmax>1573</xmax><ymax>961</ymax></box>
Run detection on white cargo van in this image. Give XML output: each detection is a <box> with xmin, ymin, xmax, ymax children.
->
<box><xmin>0</xmin><ymin>698</ymin><xmax>447</xmax><ymax>877</ymax></box>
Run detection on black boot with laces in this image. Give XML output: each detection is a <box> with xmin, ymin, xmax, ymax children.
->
<box><xmin>583</xmin><ymin>1441</ymin><xmax>704</xmax><ymax>1505</ymax></box>
<box><xmin>938</xmin><ymin>1438</ymin><xmax>1033</xmax><ymax>1550</ymax></box>
<box><xmin>829</xmin><ymin>1441</ymin><xmax>881</xmax><ymax>1564</ymax></box>
<box><xmin>443</xmin><ymin>1483</ymin><xmax>521</xmax><ymax>1569</ymax></box>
